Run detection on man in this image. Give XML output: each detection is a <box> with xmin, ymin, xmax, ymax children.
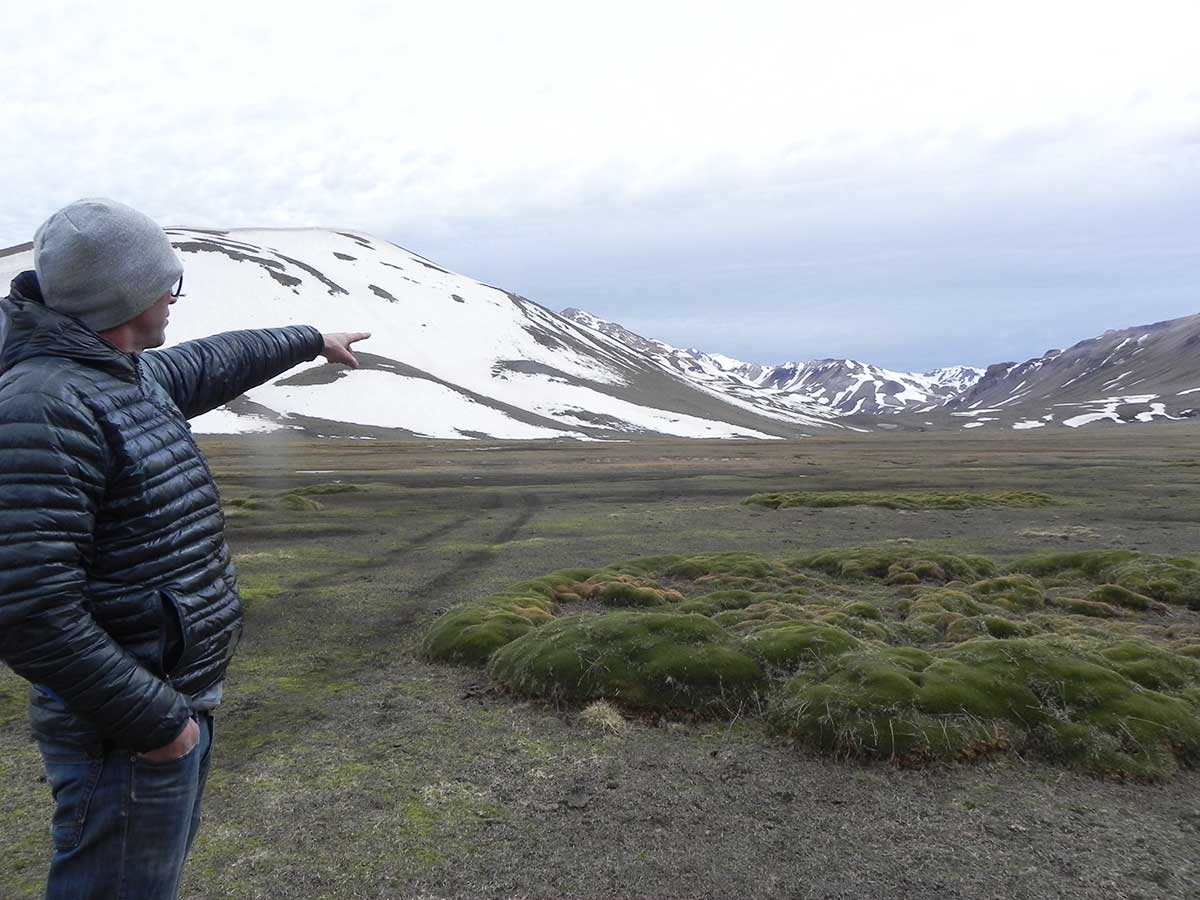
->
<box><xmin>0</xmin><ymin>198</ymin><xmax>370</xmax><ymax>899</ymax></box>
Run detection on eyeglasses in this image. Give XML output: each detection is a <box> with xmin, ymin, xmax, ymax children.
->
<box><xmin>171</xmin><ymin>275</ymin><xmax>185</xmax><ymax>298</ymax></box>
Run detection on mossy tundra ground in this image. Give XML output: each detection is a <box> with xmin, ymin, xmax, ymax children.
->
<box><xmin>3</xmin><ymin>425</ymin><xmax>1200</xmax><ymax>898</ymax></box>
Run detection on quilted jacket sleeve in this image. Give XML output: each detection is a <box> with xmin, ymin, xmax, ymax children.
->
<box><xmin>141</xmin><ymin>325</ymin><xmax>324</xmax><ymax>419</ymax></box>
<box><xmin>0</xmin><ymin>391</ymin><xmax>192</xmax><ymax>751</ymax></box>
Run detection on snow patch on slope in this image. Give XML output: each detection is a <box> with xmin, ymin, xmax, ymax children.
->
<box><xmin>191</xmin><ymin>407</ymin><xmax>284</xmax><ymax>434</ymax></box>
<box><xmin>252</xmin><ymin>371</ymin><xmax>589</xmax><ymax>439</ymax></box>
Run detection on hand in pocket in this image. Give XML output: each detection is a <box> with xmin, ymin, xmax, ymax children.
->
<box><xmin>138</xmin><ymin>717</ymin><xmax>200</xmax><ymax>764</ymax></box>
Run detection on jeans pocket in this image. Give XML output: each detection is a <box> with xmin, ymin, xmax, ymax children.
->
<box><xmin>41</xmin><ymin>750</ymin><xmax>105</xmax><ymax>852</ymax></box>
<box><xmin>134</xmin><ymin>716</ymin><xmax>201</xmax><ymax>769</ymax></box>
<box><xmin>131</xmin><ymin>719</ymin><xmax>204</xmax><ymax>805</ymax></box>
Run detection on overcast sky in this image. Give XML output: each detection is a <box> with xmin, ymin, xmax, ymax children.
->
<box><xmin>3</xmin><ymin>0</ymin><xmax>1198</xmax><ymax>370</ymax></box>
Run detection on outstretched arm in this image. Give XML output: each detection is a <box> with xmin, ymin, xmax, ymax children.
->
<box><xmin>142</xmin><ymin>327</ymin><xmax>370</xmax><ymax>420</ymax></box>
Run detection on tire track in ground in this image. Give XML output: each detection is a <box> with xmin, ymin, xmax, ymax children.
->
<box><xmin>231</xmin><ymin>497</ymin><xmax>496</xmax><ymax>635</ymax></box>
<box><xmin>403</xmin><ymin>491</ymin><xmax>543</xmax><ymax>608</ymax></box>
<box><xmin>217</xmin><ymin>492</ymin><xmax>542</xmax><ymax>772</ymax></box>
<box><xmin>388</xmin><ymin>492</ymin><xmax>505</xmax><ymax>556</ymax></box>
<box><xmin>380</xmin><ymin>511</ymin><xmax>477</xmax><ymax>560</ymax></box>
<box><xmin>350</xmin><ymin>494</ymin><xmax>544</xmax><ymax>648</ymax></box>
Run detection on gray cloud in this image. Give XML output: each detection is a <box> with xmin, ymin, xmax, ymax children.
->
<box><xmin>3</xmin><ymin>2</ymin><xmax>1199</xmax><ymax>372</ymax></box>
<box><xmin>405</xmin><ymin>131</ymin><xmax>1200</xmax><ymax>370</ymax></box>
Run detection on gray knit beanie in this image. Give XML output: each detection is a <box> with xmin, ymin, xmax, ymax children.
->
<box><xmin>33</xmin><ymin>198</ymin><xmax>184</xmax><ymax>332</ymax></box>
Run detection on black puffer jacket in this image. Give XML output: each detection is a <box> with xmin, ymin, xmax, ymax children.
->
<box><xmin>0</xmin><ymin>270</ymin><xmax>323</xmax><ymax>752</ymax></box>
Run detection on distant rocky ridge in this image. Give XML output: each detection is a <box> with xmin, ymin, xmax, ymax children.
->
<box><xmin>933</xmin><ymin>314</ymin><xmax>1200</xmax><ymax>430</ymax></box>
<box><xmin>563</xmin><ymin>308</ymin><xmax>984</xmax><ymax>417</ymax></box>
<box><xmin>1</xmin><ymin>229</ymin><xmax>1195</xmax><ymax>439</ymax></box>
<box><xmin>564</xmin><ymin>306</ymin><xmax>1199</xmax><ymax>432</ymax></box>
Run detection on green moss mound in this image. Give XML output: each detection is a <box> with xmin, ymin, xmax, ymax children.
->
<box><xmin>743</xmin><ymin>623</ymin><xmax>863</xmax><ymax>673</ymax></box>
<box><xmin>745</xmin><ymin>490</ymin><xmax>1060</xmax><ymax>511</ymax></box>
<box><xmin>676</xmin><ymin>590</ymin><xmax>781</xmax><ymax>615</ymax></box>
<box><xmin>1086</xmin><ymin>584</ymin><xmax>1154</xmax><ymax>611</ymax></box>
<box><xmin>509</xmin><ymin>568</ymin><xmax>601</xmax><ymax>602</ymax></box>
<box><xmin>597</xmin><ymin>582</ymin><xmax>669</xmax><ymax>607</ymax></box>
<box><xmin>1051</xmin><ymin>597</ymin><xmax>1123</xmax><ymax>619</ymax></box>
<box><xmin>797</xmin><ymin>546</ymin><xmax>996</xmax><ymax>583</ymax></box>
<box><xmin>421</xmin><ymin>589</ymin><xmax>563</xmax><ymax>666</ymax></box>
<box><xmin>420</xmin><ymin>568</ymin><xmax>597</xmax><ymax>665</ymax></box>
<box><xmin>909</xmin><ymin>588</ymin><xmax>984</xmax><ymax>618</ymax></box>
<box><xmin>421</xmin><ymin>543</ymin><xmax>1200</xmax><ymax>778</ymax></box>
<box><xmin>970</xmin><ymin>575</ymin><xmax>1046</xmax><ymax>612</ymax></box>
<box><xmin>280</xmin><ymin>493</ymin><xmax>324</xmax><ymax>512</ymax></box>
<box><xmin>841</xmin><ymin>600</ymin><xmax>883</xmax><ymax>620</ymax></box>
<box><xmin>664</xmin><ymin>553</ymin><xmax>790</xmax><ymax>580</ymax></box>
<box><xmin>712</xmin><ymin>601</ymin><xmax>809</xmax><ymax>632</ymax></box>
<box><xmin>487</xmin><ymin>612</ymin><xmax>766</xmax><ymax>712</ymax></box>
<box><xmin>574</xmin><ymin>574</ymin><xmax>684</xmax><ymax>607</ymax></box>
<box><xmin>421</xmin><ymin>606</ymin><xmax>544</xmax><ymax>666</ymax></box>
<box><xmin>1010</xmin><ymin>550</ymin><xmax>1141</xmax><ymax>580</ymax></box>
<box><xmin>1011</xmin><ymin>550</ymin><xmax>1200</xmax><ymax>609</ymax></box>
<box><xmin>1098</xmin><ymin>640</ymin><xmax>1200</xmax><ymax>693</ymax></box>
<box><xmin>288</xmin><ymin>482</ymin><xmax>367</xmax><ymax>496</ymax></box>
<box><xmin>602</xmin><ymin>556</ymin><xmax>686</xmax><ymax>578</ymax></box>
<box><xmin>944</xmin><ymin>615</ymin><xmax>1032</xmax><ymax>642</ymax></box>
<box><xmin>770</xmin><ymin>638</ymin><xmax>1200</xmax><ymax>777</ymax></box>
<box><xmin>1107</xmin><ymin>559</ymin><xmax>1200</xmax><ymax>609</ymax></box>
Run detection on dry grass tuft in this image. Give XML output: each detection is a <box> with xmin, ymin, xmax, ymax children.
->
<box><xmin>579</xmin><ymin>700</ymin><xmax>627</xmax><ymax>735</ymax></box>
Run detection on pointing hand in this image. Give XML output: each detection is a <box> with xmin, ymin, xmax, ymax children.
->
<box><xmin>321</xmin><ymin>332</ymin><xmax>372</xmax><ymax>368</ymax></box>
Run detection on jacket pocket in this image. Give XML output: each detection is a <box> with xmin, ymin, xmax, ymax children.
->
<box><xmin>159</xmin><ymin>590</ymin><xmax>190</xmax><ymax>677</ymax></box>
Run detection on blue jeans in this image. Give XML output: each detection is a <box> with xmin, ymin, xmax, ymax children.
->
<box><xmin>38</xmin><ymin>712</ymin><xmax>214</xmax><ymax>900</ymax></box>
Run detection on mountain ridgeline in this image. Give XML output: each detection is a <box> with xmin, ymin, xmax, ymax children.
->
<box><xmin>1</xmin><ymin>229</ymin><xmax>1195</xmax><ymax>440</ymax></box>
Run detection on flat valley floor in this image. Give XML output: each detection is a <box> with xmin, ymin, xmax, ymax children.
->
<box><xmin>3</xmin><ymin>425</ymin><xmax>1200</xmax><ymax>899</ymax></box>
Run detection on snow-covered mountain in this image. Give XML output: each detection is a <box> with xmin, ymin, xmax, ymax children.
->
<box><xmin>3</xmin><ymin>229</ymin><xmax>1195</xmax><ymax>438</ymax></box>
<box><xmin>559</xmin><ymin>306</ymin><xmax>1199</xmax><ymax>431</ymax></box>
<box><xmin>560</xmin><ymin>308</ymin><xmax>755</xmax><ymax>385</ymax></box>
<box><xmin>561</xmin><ymin>309</ymin><xmax>983</xmax><ymax>416</ymax></box>
<box><xmin>0</xmin><ymin>230</ymin><xmax>843</xmax><ymax>440</ymax></box>
<box><xmin>936</xmin><ymin>315</ymin><xmax>1200</xmax><ymax>430</ymax></box>
<box><xmin>736</xmin><ymin>358</ymin><xmax>984</xmax><ymax>414</ymax></box>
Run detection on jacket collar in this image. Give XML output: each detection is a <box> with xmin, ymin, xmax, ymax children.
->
<box><xmin>1</xmin><ymin>271</ymin><xmax>138</xmax><ymax>381</ymax></box>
